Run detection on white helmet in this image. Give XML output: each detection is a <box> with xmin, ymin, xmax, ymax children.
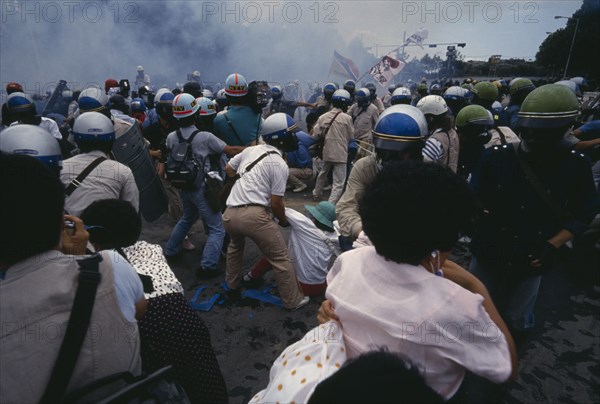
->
<box><xmin>224</xmin><ymin>73</ymin><xmax>248</xmax><ymax>97</ymax></box>
<box><xmin>192</xmin><ymin>70</ymin><xmax>201</xmax><ymax>78</ymax></box>
<box><xmin>0</xmin><ymin>125</ymin><xmax>62</xmax><ymax>172</ymax></box>
<box><xmin>391</xmin><ymin>87</ymin><xmax>412</xmax><ymax>104</ymax></box>
<box><xmin>172</xmin><ymin>93</ymin><xmax>200</xmax><ymax>119</ymax></box>
<box><xmin>72</xmin><ymin>112</ymin><xmax>116</xmax><ymax>143</ymax></box>
<box><xmin>216</xmin><ymin>89</ymin><xmax>227</xmax><ymax>101</ymax></box>
<box><xmin>154</xmin><ymin>88</ymin><xmax>171</xmax><ymax>104</ymax></box>
<box><xmin>201</xmin><ymin>89</ymin><xmax>214</xmax><ymax>100</ymax></box>
<box><xmin>137</xmin><ymin>65</ymin><xmax>144</xmax><ymax>72</ymax></box>
<box><xmin>443</xmin><ymin>86</ymin><xmax>468</xmax><ymax>101</ymax></box>
<box><xmin>261</xmin><ymin>113</ymin><xmax>297</xmax><ymax>142</ymax></box>
<box><xmin>196</xmin><ymin>97</ymin><xmax>216</xmax><ymax>116</ymax></box>
<box><xmin>416</xmin><ymin>95</ymin><xmax>448</xmax><ymax>116</ymax></box>
<box><xmin>331</xmin><ymin>89</ymin><xmax>351</xmax><ymax>103</ymax></box>
<box><xmin>78</xmin><ymin>86</ymin><xmax>109</xmax><ymax>113</ymax></box>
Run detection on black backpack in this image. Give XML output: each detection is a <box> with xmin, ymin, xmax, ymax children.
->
<box><xmin>166</xmin><ymin>129</ymin><xmax>203</xmax><ymax>190</ymax></box>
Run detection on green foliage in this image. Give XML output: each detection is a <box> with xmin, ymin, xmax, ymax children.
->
<box><xmin>536</xmin><ymin>0</ymin><xmax>600</xmax><ymax>81</ymax></box>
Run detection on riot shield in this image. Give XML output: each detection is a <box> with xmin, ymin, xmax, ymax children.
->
<box><xmin>112</xmin><ymin>122</ymin><xmax>168</xmax><ymax>222</ymax></box>
<box><xmin>42</xmin><ymin>80</ymin><xmax>69</xmax><ymax>117</ymax></box>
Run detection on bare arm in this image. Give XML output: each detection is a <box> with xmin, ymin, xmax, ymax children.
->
<box><xmin>224</xmin><ymin>164</ymin><xmax>237</xmax><ymax>178</ymax></box>
<box><xmin>442</xmin><ymin>260</ymin><xmax>519</xmax><ymax>381</ymax></box>
<box><xmin>574</xmin><ymin>138</ymin><xmax>600</xmax><ymax>151</ymax></box>
<box><xmin>270</xmin><ymin>194</ymin><xmax>288</xmax><ymax>227</ymax></box>
<box><xmin>135</xmin><ymin>298</ymin><xmax>148</xmax><ymax>321</ymax></box>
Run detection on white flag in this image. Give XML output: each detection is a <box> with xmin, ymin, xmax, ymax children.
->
<box><xmin>402</xmin><ymin>28</ymin><xmax>428</xmax><ymax>49</ymax></box>
<box><xmin>369</xmin><ymin>55</ymin><xmax>405</xmax><ymax>87</ymax></box>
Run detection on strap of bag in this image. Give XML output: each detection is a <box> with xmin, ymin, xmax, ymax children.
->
<box><xmin>511</xmin><ymin>143</ymin><xmax>565</xmax><ymax>221</ymax></box>
<box><xmin>175</xmin><ymin>129</ymin><xmax>202</xmax><ymax>167</ymax></box>
<box><xmin>323</xmin><ymin>111</ymin><xmax>342</xmax><ymax>138</ymax></box>
<box><xmin>223</xmin><ymin>113</ymin><xmax>245</xmax><ymax>146</ymax></box>
<box><xmin>352</xmin><ymin>107</ymin><xmax>366</xmax><ymax>123</ymax></box>
<box><xmin>495</xmin><ymin>126</ymin><xmax>508</xmax><ymax>145</ymax></box>
<box><xmin>176</xmin><ymin>129</ymin><xmax>201</xmax><ymax>145</ymax></box>
<box><xmin>65</xmin><ymin>157</ymin><xmax>106</xmax><ymax>196</ymax></box>
<box><xmin>243</xmin><ymin>150</ymin><xmax>279</xmax><ymax>174</ymax></box>
<box><xmin>255</xmin><ymin>114</ymin><xmax>262</xmax><ymax>144</ymax></box>
<box><xmin>40</xmin><ymin>253</ymin><xmax>103</xmax><ymax>404</ymax></box>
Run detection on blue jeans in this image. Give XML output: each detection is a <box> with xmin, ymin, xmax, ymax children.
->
<box><xmin>469</xmin><ymin>255</ymin><xmax>542</xmax><ymax>331</ymax></box>
<box><xmin>166</xmin><ymin>184</ymin><xmax>225</xmax><ymax>270</ymax></box>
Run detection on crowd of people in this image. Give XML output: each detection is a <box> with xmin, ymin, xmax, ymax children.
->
<box><xmin>1</xmin><ymin>68</ymin><xmax>599</xmax><ymax>403</ymax></box>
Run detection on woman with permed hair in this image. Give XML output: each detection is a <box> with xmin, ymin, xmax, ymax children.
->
<box><xmin>318</xmin><ymin>160</ymin><xmax>518</xmax><ymax>400</ymax></box>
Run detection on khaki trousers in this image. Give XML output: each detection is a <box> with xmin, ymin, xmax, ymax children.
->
<box><xmin>222</xmin><ymin>205</ymin><xmax>304</xmax><ymax>309</ymax></box>
<box><xmin>287</xmin><ymin>167</ymin><xmax>313</xmax><ymax>188</ymax></box>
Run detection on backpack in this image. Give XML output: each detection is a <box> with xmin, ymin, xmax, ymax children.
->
<box><xmin>166</xmin><ymin>129</ymin><xmax>203</xmax><ymax>190</ymax></box>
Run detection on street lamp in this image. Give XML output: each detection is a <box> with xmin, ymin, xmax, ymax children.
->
<box><xmin>555</xmin><ymin>15</ymin><xmax>580</xmax><ymax>79</ymax></box>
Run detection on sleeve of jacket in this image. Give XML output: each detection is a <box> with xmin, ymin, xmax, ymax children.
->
<box><xmin>337</xmin><ymin>157</ymin><xmax>372</xmax><ymax>238</ymax></box>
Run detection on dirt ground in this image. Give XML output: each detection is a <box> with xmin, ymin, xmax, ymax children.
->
<box><xmin>139</xmin><ymin>188</ymin><xmax>600</xmax><ymax>404</ymax></box>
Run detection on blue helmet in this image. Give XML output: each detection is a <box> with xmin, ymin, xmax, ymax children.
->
<box><xmin>343</xmin><ymin>80</ymin><xmax>356</xmax><ymax>92</ymax></box>
<box><xmin>130</xmin><ymin>98</ymin><xmax>147</xmax><ymax>113</ymax></box>
<box><xmin>78</xmin><ymin>86</ymin><xmax>110</xmax><ymax>113</ymax></box>
<box><xmin>0</xmin><ymin>125</ymin><xmax>62</xmax><ymax>172</ymax></box>
<box><xmin>271</xmin><ymin>85</ymin><xmax>283</xmax><ymax>99</ymax></box>
<box><xmin>323</xmin><ymin>83</ymin><xmax>338</xmax><ymax>99</ymax></box>
<box><xmin>7</xmin><ymin>92</ymin><xmax>35</xmax><ymax>113</ymax></box>
<box><xmin>155</xmin><ymin>89</ymin><xmax>175</xmax><ymax>104</ymax></box>
<box><xmin>372</xmin><ymin>105</ymin><xmax>428</xmax><ymax>152</ymax></box>
<box><xmin>355</xmin><ymin>88</ymin><xmax>371</xmax><ymax>106</ymax></box>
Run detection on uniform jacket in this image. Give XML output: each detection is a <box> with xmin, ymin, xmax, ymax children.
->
<box><xmin>311</xmin><ymin>108</ymin><xmax>354</xmax><ymax>163</ymax></box>
<box><xmin>470</xmin><ymin>144</ymin><xmax>599</xmax><ymax>270</ymax></box>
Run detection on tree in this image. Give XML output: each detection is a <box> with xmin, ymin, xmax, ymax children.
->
<box><xmin>536</xmin><ymin>0</ymin><xmax>600</xmax><ymax>83</ymax></box>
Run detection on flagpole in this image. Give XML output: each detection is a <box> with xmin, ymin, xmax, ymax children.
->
<box><xmin>356</xmin><ymin>53</ymin><xmax>386</xmax><ymax>84</ymax></box>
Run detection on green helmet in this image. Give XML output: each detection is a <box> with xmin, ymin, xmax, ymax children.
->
<box><xmin>461</xmin><ymin>83</ymin><xmax>471</xmax><ymax>90</ymax></box>
<box><xmin>417</xmin><ymin>83</ymin><xmax>428</xmax><ymax>94</ymax></box>
<box><xmin>518</xmin><ymin>84</ymin><xmax>579</xmax><ymax>128</ymax></box>
<box><xmin>509</xmin><ymin>78</ymin><xmax>535</xmax><ymax>97</ymax></box>
<box><xmin>473</xmin><ymin>82</ymin><xmax>498</xmax><ymax>102</ymax></box>
<box><xmin>455</xmin><ymin>105</ymin><xmax>494</xmax><ymax>128</ymax></box>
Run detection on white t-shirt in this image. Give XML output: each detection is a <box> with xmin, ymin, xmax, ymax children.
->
<box><xmin>286</xmin><ymin>208</ymin><xmax>338</xmax><ymax>285</ymax></box>
<box><xmin>10</xmin><ymin>117</ymin><xmax>62</xmax><ymax>140</ymax></box>
<box><xmin>226</xmin><ymin>144</ymin><xmax>288</xmax><ymax>207</ymax></box>
<box><xmin>326</xmin><ymin>247</ymin><xmax>512</xmax><ymax>400</ymax></box>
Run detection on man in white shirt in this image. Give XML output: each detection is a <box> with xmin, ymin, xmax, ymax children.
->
<box><xmin>222</xmin><ymin>113</ymin><xmax>309</xmax><ymax>310</ymax></box>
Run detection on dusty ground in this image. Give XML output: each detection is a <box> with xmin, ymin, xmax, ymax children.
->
<box><xmin>140</xmin><ymin>188</ymin><xmax>600</xmax><ymax>404</ymax></box>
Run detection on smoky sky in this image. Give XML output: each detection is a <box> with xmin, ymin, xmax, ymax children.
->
<box><xmin>1</xmin><ymin>0</ymin><xmax>378</xmax><ymax>93</ymax></box>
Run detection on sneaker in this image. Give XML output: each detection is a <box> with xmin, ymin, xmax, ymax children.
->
<box><xmin>182</xmin><ymin>236</ymin><xmax>196</xmax><ymax>251</ymax></box>
<box><xmin>287</xmin><ymin>296</ymin><xmax>310</xmax><ymax>311</ymax></box>
<box><xmin>292</xmin><ymin>184</ymin><xmax>308</xmax><ymax>193</ymax></box>
<box><xmin>323</xmin><ymin>184</ymin><xmax>332</xmax><ymax>191</ymax></box>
